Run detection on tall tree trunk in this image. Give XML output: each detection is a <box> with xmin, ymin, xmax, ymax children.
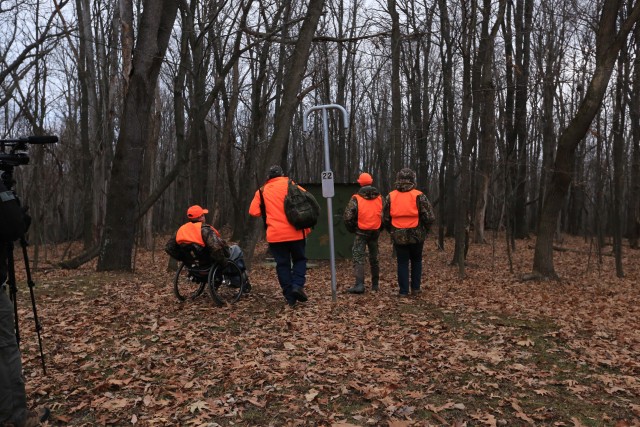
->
<box><xmin>513</xmin><ymin>0</ymin><xmax>533</xmax><ymax>239</ymax></box>
<box><xmin>453</xmin><ymin>0</ymin><xmax>476</xmax><ymax>271</ymax></box>
<box><xmin>628</xmin><ymin>21</ymin><xmax>640</xmax><ymax>249</ymax></box>
<box><xmin>140</xmin><ymin>92</ymin><xmax>161</xmax><ymax>250</ymax></box>
<box><xmin>97</xmin><ymin>0</ymin><xmax>179</xmax><ymax>271</ymax></box>
<box><xmin>438</xmin><ymin>0</ymin><xmax>455</xmax><ymax>247</ymax></box>
<box><xmin>502</xmin><ymin>1</ymin><xmax>516</xmax><ymax>250</ymax></box>
<box><xmin>388</xmin><ymin>0</ymin><xmax>402</xmax><ymax>173</ymax></box>
<box><xmin>612</xmin><ymin>49</ymin><xmax>626</xmax><ymax>277</ymax></box>
<box><xmin>473</xmin><ymin>0</ymin><xmax>504</xmax><ymax>244</ymax></box>
<box><xmin>537</xmin><ymin>4</ymin><xmax>561</xmax><ymax>235</ymax></box>
<box><xmin>242</xmin><ymin>0</ymin><xmax>326</xmax><ymax>264</ymax></box>
<box><xmin>417</xmin><ymin>7</ymin><xmax>435</xmax><ymax>186</ymax></box>
<box><xmin>76</xmin><ymin>0</ymin><xmax>94</xmax><ymax>249</ymax></box>
<box><xmin>594</xmin><ymin>115</ymin><xmax>605</xmax><ymax>252</ymax></box>
<box><xmin>532</xmin><ymin>0</ymin><xmax>640</xmax><ymax>278</ymax></box>
<box><xmin>232</xmin><ymin>14</ymin><xmax>278</xmax><ymax>242</ymax></box>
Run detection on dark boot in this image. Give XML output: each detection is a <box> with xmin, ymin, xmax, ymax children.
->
<box><xmin>371</xmin><ymin>265</ymin><xmax>380</xmax><ymax>291</ymax></box>
<box><xmin>346</xmin><ymin>282</ymin><xmax>365</xmax><ymax>294</ymax></box>
<box><xmin>347</xmin><ymin>265</ymin><xmax>365</xmax><ymax>294</ymax></box>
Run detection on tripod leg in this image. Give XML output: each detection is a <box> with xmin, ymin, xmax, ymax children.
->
<box><xmin>18</xmin><ymin>237</ymin><xmax>46</xmax><ymax>375</ymax></box>
<box><xmin>4</xmin><ymin>241</ymin><xmax>20</xmax><ymax>345</ymax></box>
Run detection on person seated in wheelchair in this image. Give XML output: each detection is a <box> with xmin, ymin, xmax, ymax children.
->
<box><xmin>165</xmin><ymin>205</ymin><xmax>251</xmax><ymax>291</ymax></box>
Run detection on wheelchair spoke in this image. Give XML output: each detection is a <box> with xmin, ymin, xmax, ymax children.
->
<box><xmin>173</xmin><ymin>263</ymin><xmax>207</xmax><ymax>301</ymax></box>
<box><xmin>208</xmin><ymin>261</ymin><xmax>245</xmax><ymax>306</ymax></box>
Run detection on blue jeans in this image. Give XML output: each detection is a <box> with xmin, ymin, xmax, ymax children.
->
<box><xmin>395</xmin><ymin>242</ymin><xmax>423</xmax><ymax>295</ymax></box>
<box><xmin>269</xmin><ymin>240</ymin><xmax>307</xmax><ymax>305</ymax></box>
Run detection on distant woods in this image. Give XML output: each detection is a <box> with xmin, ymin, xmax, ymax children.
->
<box><xmin>1</xmin><ymin>0</ymin><xmax>639</xmax><ymax>278</ymax></box>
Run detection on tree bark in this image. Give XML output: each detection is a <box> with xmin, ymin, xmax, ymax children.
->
<box><xmin>513</xmin><ymin>0</ymin><xmax>533</xmax><ymax>239</ymax></box>
<box><xmin>76</xmin><ymin>0</ymin><xmax>94</xmax><ymax>249</ymax></box>
<box><xmin>388</xmin><ymin>0</ymin><xmax>402</xmax><ymax>173</ymax></box>
<box><xmin>438</xmin><ymin>0</ymin><xmax>455</xmax><ymax>248</ymax></box>
<box><xmin>242</xmin><ymin>0</ymin><xmax>326</xmax><ymax>264</ymax></box>
<box><xmin>502</xmin><ymin>1</ymin><xmax>516</xmax><ymax>251</ymax></box>
<box><xmin>612</xmin><ymin>48</ymin><xmax>626</xmax><ymax>277</ymax></box>
<box><xmin>453</xmin><ymin>0</ymin><xmax>476</xmax><ymax>271</ymax></box>
<box><xmin>628</xmin><ymin>21</ymin><xmax>640</xmax><ymax>249</ymax></box>
<box><xmin>533</xmin><ymin>0</ymin><xmax>640</xmax><ymax>278</ymax></box>
<box><xmin>536</xmin><ymin>4</ymin><xmax>562</xmax><ymax>235</ymax></box>
<box><xmin>97</xmin><ymin>0</ymin><xmax>179</xmax><ymax>271</ymax></box>
<box><xmin>473</xmin><ymin>0</ymin><xmax>504</xmax><ymax>244</ymax></box>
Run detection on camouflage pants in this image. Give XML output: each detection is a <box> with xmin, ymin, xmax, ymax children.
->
<box><xmin>352</xmin><ymin>234</ymin><xmax>379</xmax><ymax>268</ymax></box>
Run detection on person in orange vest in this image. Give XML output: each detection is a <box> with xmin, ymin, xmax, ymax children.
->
<box><xmin>249</xmin><ymin>165</ymin><xmax>310</xmax><ymax>307</ymax></box>
<box><xmin>343</xmin><ymin>172</ymin><xmax>383</xmax><ymax>293</ymax></box>
<box><xmin>383</xmin><ymin>168</ymin><xmax>435</xmax><ymax>297</ymax></box>
<box><xmin>165</xmin><ymin>205</ymin><xmax>250</xmax><ymax>289</ymax></box>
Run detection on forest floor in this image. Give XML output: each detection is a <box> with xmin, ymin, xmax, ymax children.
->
<box><xmin>11</xmin><ymin>232</ymin><xmax>640</xmax><ymax>426</ymax></box>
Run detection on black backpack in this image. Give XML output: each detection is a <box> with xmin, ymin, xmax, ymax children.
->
<box><xmin>284</xmin><ymin>179</ymin><xmax>321</xmax><ymax>230</ymax></box>
<box><xmin>0</xmin><ymin>181</ymin><xmax>26</xmax><ymax>242</ymax></box>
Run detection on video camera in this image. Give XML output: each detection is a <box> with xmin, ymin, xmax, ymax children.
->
<box><xmin>0</xmin><ymin>135</ymin><xmax>58</xmax><ymax>167</ymax></box>
<box><xmin>0</xmin><ymin>136</ymin><xmax>58</xmax><ymax>190</ymax></box>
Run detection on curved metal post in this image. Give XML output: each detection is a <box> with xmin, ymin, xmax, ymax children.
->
<box><xmin>302</xmin><ymin>104</ymin><xmax>349</xmax><ymax>302</ymax></box>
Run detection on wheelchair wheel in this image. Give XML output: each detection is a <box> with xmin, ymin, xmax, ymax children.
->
<box><xmin>208</xmin><ymin>261</ymin><xmax>245</xmax><ymax>306</ymax></box>
<box><xmin>173</xmin><ymin>263</ymin><xmax>207</xmax><ymax>301</ymax></box>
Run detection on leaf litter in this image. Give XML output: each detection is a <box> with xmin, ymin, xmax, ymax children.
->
<box><xmin>12</xmin><ymin>234</ymin><xmax>640</xmax><ymax>425</ymax></box>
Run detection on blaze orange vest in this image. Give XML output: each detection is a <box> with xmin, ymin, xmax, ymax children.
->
<box><xmin>389</xmin><ymin>189</ymin><xmax>422</xmax><ymax>228</ymax></box>
<box><xmin>176</xmin><ymin>222</ymin><xmax>205</xmax><ymax>246</ymax></box>
<box><xmin>248</xmin><ymin>176</ymin><xmax>309</xmax><ymax>243</ymax></box>
<box><xmin>354</xmin><ymin>194</ymin><xmax>382</xmax><ymax>230</ymax></box>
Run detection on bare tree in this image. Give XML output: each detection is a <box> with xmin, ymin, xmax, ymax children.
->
<box><xmin>388</xmin><ymin>0</ymin><xmax>402</xmax><ymax>173</ymax></box>
<box><xmin>437</xmin><ymin>0</ymin><xmax>455</xmax><ymax>249</ymax></box>
<box><xmin>532</xmin><ymin>0</ymin><xmax>640</xmax><ymax>279</ymax></box>
<box><xmin>628</xmin><ymin>17</ymin><xmax>640</xmax><ymax>249</ymax></box>
<box><xmin>534</xmin><ymin>0</ymin><xmax>565</xmax><ymax>239</ymax></box>
<box><xmin>0</xmin><ymin>1</ymin><xmax>69</xmax><ymax>108</ymax></box>
<box><xmin>241</xmin><ymin>0</ymin><xmax>326</xmax><ymax>263</ymax></box>
<box><xmin>611</xmin><ymin>41</ymin><xmax>627</xmax><ymax>277</ymax></box>
<box><xmin>472</xmin><ymin>0</ymin><xmax>505</xmax><ymax>245</ymax></box>
<box><xmin>98</xmin><ymin>0</ymin><xmax>179</xmax><ymax>271</ymax></box>
<box><xmin>512</xmin><ymin>0</ymin><xmax>533</xmax><ymax>239</ymax></box>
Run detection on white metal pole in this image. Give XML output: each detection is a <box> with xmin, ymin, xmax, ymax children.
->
<box><xmin>321</xmin><ymin>108</ymin><xmax>338</xmax><ymax>301</ymax></box>
<box><xmin>302</xmin><ymin>104</ymin><xmax>349</xmax><ymax>302</ymax></box>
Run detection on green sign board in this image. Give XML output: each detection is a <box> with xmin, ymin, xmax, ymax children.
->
<box><xmin>302</xmin><ymin>183</ymin><xmax>360</xmax><ymax>260</ymax></box>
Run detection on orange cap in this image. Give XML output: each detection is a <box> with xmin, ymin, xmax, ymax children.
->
<box><xmin>187</xmin><ymin>205</ymin><xmax>209</xmax><ymax>219</ymax></box>
<box><xmin>357</xmin><ymin>173</ymin><xmax>373</xmax><ymax>186</ymax></box>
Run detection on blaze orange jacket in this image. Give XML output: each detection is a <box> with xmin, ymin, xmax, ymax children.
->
<box><xmin>176</xmin><ymin>222</ymin><xmax>205</xmax><ymax>246</ymax></box>
<box><xmin>354</xmin><ymin>194</ymin><xmax>382</xmax><ymax>230</ymax></box>
<box><xmin>389</xmin><ymin>189</ymin><xmax>423</xmax><ymax>229</ymax></box>
<box><xmin>175</xmin><ymin>222</ymin><xmax>222</xmax><ymax>246</ymax></box>
<box><xmin>249</xmin><ymin>176</ymin><xmax>310</xmax><ymax>243</ymax></box>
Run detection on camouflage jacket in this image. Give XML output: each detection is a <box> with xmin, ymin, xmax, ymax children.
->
<box><xmin>343</xmin><ymin>185</ymin><xmax>382</xmax><ymax>237</ymax></box>
<box><xmin>382</xmin><ymin>181</ymin><xmax>435</xmax><ymax>245</ymax></box>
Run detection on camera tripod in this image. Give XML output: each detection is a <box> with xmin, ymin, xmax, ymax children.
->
<box><xmin>3</xmin><ymin>238</ymin><xmax>46</xmax><ymax>374</ymax></box>
<box><xmin>1</xmin><ymin>171</ymin><xmax>46</xmax><ymax>375</ymax></box>
<box><xmin>1</xmin><ymin>135</ymin><xmax>56</xmax><ymax>375</ymax></box>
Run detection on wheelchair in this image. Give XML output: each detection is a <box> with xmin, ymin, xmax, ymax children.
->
<box><xmin>172</xmin><ymin>244</ymin><xmax>249</xmax><ymax>306</ymax></box>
